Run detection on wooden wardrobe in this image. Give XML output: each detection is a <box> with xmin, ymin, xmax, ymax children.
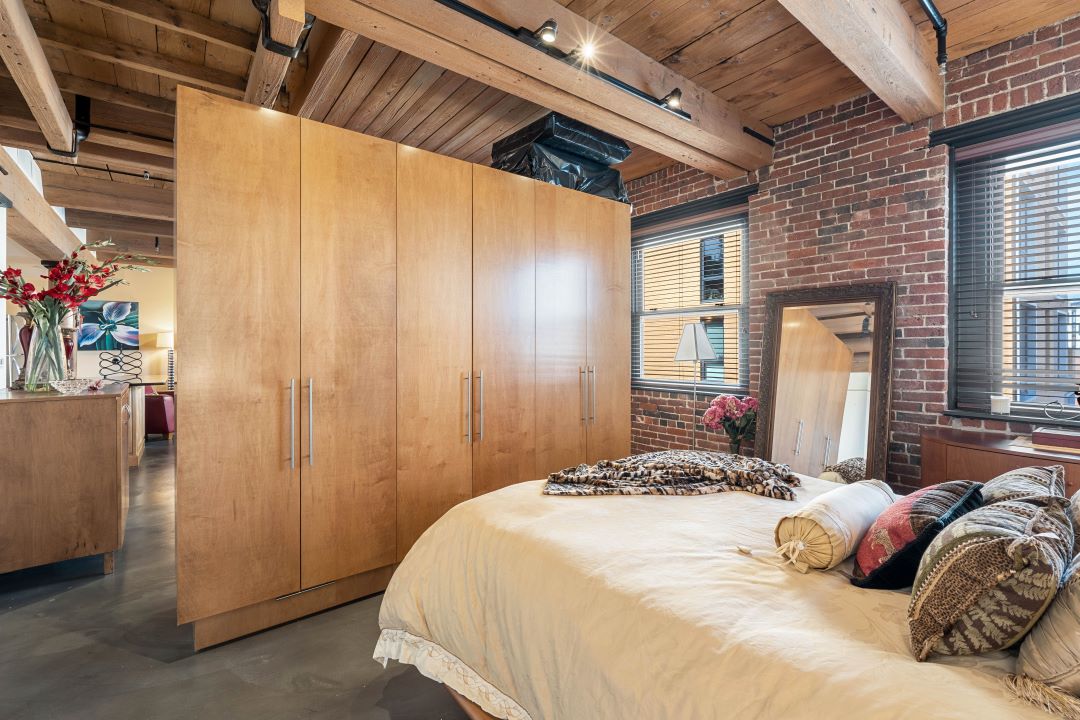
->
<box><xmin>176</xmin><ymin>88</ymin><xmax>630</xmax><ymax>648</ymax></box>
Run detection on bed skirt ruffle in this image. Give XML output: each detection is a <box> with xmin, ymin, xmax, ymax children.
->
<box><xmin>373</xmin><ymin>628</ymin><xmax>532</xmax><ymax>720</ymax></box>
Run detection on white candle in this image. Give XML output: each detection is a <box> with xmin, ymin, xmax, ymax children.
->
<box><xmin>990</xmin><ymin>395</ymin><xmax>1011</xmax><ymax>415</ymax></box>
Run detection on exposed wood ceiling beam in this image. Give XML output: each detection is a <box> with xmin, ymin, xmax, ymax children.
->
<box><xmin>0</xmin><ymin>146</ymin><xmax>82</xmax><ymax>259</ymax></box>
<box><xmin>245</xmin><ymin>0</ymin><xmax>307</xmax><ymax>107</ymax></box>
<box><xmin>307</xmin><ymin>0</ymin><xmax>773</xmax><ymax>177</ymax></box>
<box><xmin>86</xmin><ymin>229</ymin><xmax>174</xmax><ymax>258</ymax></box>
<box><xmin>76</xmin><ymin>0</ymin><xmax>257</xmax><ymax>55</ymax></box>
<box><xmin>63</xmin><ymin>209</ymin><xmax>173</xmax><ymax>237</ymax></box>
<box><xmin>777</xmin><ymin>0</ymin><xmax>943</xmax><ymax>123</ymax></box>
<box><xmin>97</xmin><ymin>251</ymin><xmax>174</xmax><ymax>268</ymax></box>
<box><xmin>0</xmin><ymin>67</ymin><xmax>177</xmax><ymax>116</ymax></box>
<box><xmin>33</xmin><ymin>19</ymin><xmax>247</xmax><ymax>98</ymax></box>
<box><xmin>291</xmin><ymin>22</ymin><xmax>363</xmax><ymax>118</ymax></box>
<box><xmin>0</xmin><ymin>0</ymin><xmax>74</xmax><ymax>152</ymax></box>
<box><xmin>41</xmin><ymin>172</ymin><xmax>174</xmax><ymax>221</ymax></box>
<box><xmin>0</xmin><ymin>125</ymin><xmax>173</xmax><ymax>178</ymax></box>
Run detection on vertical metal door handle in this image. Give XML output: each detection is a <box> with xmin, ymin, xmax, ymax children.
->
<box><xmin>580</xmin><ymin>367</ymin><xmax>587</xmax><ymax>423</ymax></box>
<box><xmin>464</xmin><ymin>372</ymin><xmax>473</xmax><ymax>443</ymax></box>
<box><xmin>289</xmin><ymin>378</ymin><xmax>296</xmax><ymax>470</ymax></box>
<box><xmin>794</xmin><ymin>419</ymin><xmax>804</xmax><ymax>456</ymax></box>
<box><xmin>823</xmin><ymin>434</ymin><xmax>832</xmax><ymax>468</ymax></box>
<box><xmin>478</xmin><ymin>371</ymin><xmax>485</xmax><ymax>441</ymax></box>
<box><xmin>307</xmin><ymin>378</ymin><xmax>314</xmax><ymax>467</ymax></box>
<box><xmin>588</xmin><ymin>367</ymin><xmax>597</xmax><ymax>423</ymax></box>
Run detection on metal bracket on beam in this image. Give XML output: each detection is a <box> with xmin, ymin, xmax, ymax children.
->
<box><xmin>47</xmin><ymin>94</ymin><xmax>91</xmax><ymax>158</ymax></box>
<box><xmin>252</xmin><ymin>0</ymin><xmax>315</xmax><ymax>59</ymax></box>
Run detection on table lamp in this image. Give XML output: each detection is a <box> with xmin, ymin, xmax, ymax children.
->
<box><xmin>156</xmin><ymin>332</ymin><xmax>175</xmax><ymax>390</ymax></box>
<box><xmin>673</xmin><ymin>322</ymin><xmax>716</xmax><ymax>450</ymax></box>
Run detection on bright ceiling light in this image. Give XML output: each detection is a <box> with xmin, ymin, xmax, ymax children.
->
<box><xmin>534</xmin><ymin>19</ymin><xmax>558</xmax><ymax>44</ymax></box>
<box><xmin>660</xmin><ymin>88</ymin><xmax>683</xmax><ymax>109</ymax></box>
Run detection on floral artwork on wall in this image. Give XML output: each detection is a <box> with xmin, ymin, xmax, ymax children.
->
<box><xmin>78</xmin><ymin>301</ymin><xmax>140</xmax><ymax>351</ymax></box>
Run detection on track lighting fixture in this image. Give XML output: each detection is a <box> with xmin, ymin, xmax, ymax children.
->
<box><xmin>571</xmin><ymin>41</ymin><xmax>596</xmax><ymax>61</ymax></box>
<box><xmin>660</xmin><ymin>89</ymin><xmax>683</xmax><ymax>110</ymax></box>
<box><xmin>533</xmin><ymin>19</ymin><xmax>557</xmax><ymax>44</ymax></box>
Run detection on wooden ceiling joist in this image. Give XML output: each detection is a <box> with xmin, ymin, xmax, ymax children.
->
<box><xmin>0</xmin><ymin>0</ymin><xmax>74</xmax><ymax>153</ymax></box>
<box><xmin>33</xmin><ymin>19</ymin><xmax>247</xmax><ymax>99</ymax></box>
<box><xmin>86</xmin><ymin>229</ymin><xmax>174</xmax><ymax>259</ymax></box>
<box><xmin>41</xmin><ymin>172</ymin><xmax>173</xmax><ymax>221</ymax></box>
<box><xmin>0</xmin><ymin>146</ymin><xmax>82</xmax><ymax>259</ymax></box>
<box><xmin>63</xmin><ymin>209</ymin><xmax>173</xmax><ymax>238</ymax></box>
<box><xmin>291</xmin><ymin>22</ymin><xmax>364</xmax><ymax>119</ymax></box>
<box><xmin>75</xmin><ymin>0</ymin><xmax>257</xmax><ymax>56</ymax></box>
<box><xmin>0</xmin><ymin>68</ymin><xmax>177</xmax><ymax>117</ymax></box>
<box><xmin>777</xmin><ymin>0</ymin><xmax>943</xmax><ymax>123</ymax></box>
<box><xmin>0</xmin><ymin>125</ymin><xmax>173</xmax><ymax>178</ymax></box>
<box><xmin>306</xmin><ymin>0</ymin><xmax>773</xmax><ymax>177</ymax></box>
<box><xmin>245</xmin><ymin>0</ymin><xmax>308</xmax><ymax>107</ymax></box>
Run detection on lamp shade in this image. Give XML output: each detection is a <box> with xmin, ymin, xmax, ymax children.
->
<box><xmin>155</xmin><ymin>332</ymin><xmax>174</xmax><ymax>349</ymax></box>
<box><xmin>673</xmin><ymin>322</ymin><xmax>717</xmax><ymax>362</ymax></box>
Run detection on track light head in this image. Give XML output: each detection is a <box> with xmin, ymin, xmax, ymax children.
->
<box><xmin>571</xmin><ymin>41</ymin><xmax>596</xmax><ymax>61</ymax></box>
<box><xmin>534</xmin><ymin>19</ymin><xmax>558</xmax><ymax>44</ymax></box>
<box><xmin>660</xmin><ymin>88</ymin><xmax>683</xmax><ymax>110</ymax></box>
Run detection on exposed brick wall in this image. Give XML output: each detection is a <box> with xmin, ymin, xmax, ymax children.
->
<box><xmin>628</xmin><ymin>14</ymin><xmax>1080</xmax><ymax>491</ymax></box>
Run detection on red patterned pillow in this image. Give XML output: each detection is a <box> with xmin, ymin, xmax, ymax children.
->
<box><xmin>852</xmin><ymin>480</ymin><xmax>983</xmax><ymax>590</ymax></box>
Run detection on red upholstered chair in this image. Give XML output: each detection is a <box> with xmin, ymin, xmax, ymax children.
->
<box><xmin>145</xmin><ymin>388</ymin><xmax>176</xmax><ymax>440</ymax></box>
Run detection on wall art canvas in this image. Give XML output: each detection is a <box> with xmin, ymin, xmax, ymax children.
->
<box><xmin>77</xmin><ymin>301</ymin><xmax>140</xmax><ymax>351</ymax></box>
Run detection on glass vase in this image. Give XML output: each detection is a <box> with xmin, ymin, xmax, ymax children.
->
<box><xmin>728</xmin><ymin>438</ymin><xmax>742</xmax><ymax>455</ymax></box>
<box><xmin>24</xmin><ymin>317</ymin><xmax>67</xmax><ymax>392</ymax></box>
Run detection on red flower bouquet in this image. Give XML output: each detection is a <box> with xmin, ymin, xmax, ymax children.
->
<box><xmin>1</xmin><ymin>242</ymin><xmax>145</xmax><ymax>391</ymax></box>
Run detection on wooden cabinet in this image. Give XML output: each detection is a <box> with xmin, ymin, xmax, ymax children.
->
<box><xmin>0</xmin><ymin>385</ymin><xmax>130</xmax><ymax>574</ymax></box>
<box><xmin>586</xmin><ymin>195</ymin><xmax>632</xmax><ymax>464</ymax></box>
<box><xmin>396</xmin><ymin>146</ymin><xmax>474</xmax><ymax>560</ymax></box>
<box><xmin>472</xmin><ymin>165</ymin><xmax>537</xmax><ymax>496</ymax></box>
<box><xmin>176</xmin><ymin>89</ymin><xmax>631</xmax><ymax>646</ymax></box>
<box><xmin>535</xmin><ymin>183</ymin><xmax>632</xmax><ymax>473</ymax></box>
<box><xmin>176</xmin><ymin>88</ymin><xmax>302</xmax><ymax>624</ymax></box>
<box><xmin>921</xmin><ymin>428</ymin><xmax>1080</xmax><ymax>494</ymax></box>
<box><xmin>299</xmin><ymin>119</ymin><xmax>397</xmax><ymax>588</ymax></box>
<box><xmin>535</xmin><ymin>183</ymin><xmax>589</xmax><ymax>477</ymax></box>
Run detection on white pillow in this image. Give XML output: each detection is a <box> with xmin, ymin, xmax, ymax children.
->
<box><xmin>774</xmin><ymin>479</ymin><xmax>896</xmax><ymax>572</ymax></box>
<box><xmin>1018</xmin><ymin>554</ymin><xmax>1080</xmax><ymax>693</ymax></box>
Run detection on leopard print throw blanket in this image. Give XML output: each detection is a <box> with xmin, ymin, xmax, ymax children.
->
<box><xmin>543</xmin><ymin>450</ymin><xmax>800</xmax><ymax>500</ymax></box>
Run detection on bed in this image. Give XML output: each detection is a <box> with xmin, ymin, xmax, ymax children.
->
<box><xmin>374</xmin><ymin>474</ymin><xmax>1051</xmax><ymax>719</ymax></box>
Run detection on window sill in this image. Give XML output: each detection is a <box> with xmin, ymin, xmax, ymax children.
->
<box><xmin>632</xmin><ymin>380</ymin><xmax>750</xmax><ymax>397</ymax></box>
<box><xmin>944</xmin><ymin>409</ymin><xmax>1080</xmax><ymax>430</ymax></box>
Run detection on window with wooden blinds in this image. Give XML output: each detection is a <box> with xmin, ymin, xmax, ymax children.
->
<box><xmin>951</xmin><ymin>130</ymin><xmax>1080</xmax><ymax>422</ymax></box>
<box><xmin>631</xmin><ymin>214</ymin><xmax>749</xmax><ymax>391</ymax></box>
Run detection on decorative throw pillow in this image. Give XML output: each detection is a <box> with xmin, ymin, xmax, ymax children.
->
<box><xmin>819</xmin><ymin>457</ymin><xmax>866</xmax><ymax>484</ymax></box>
<box><xmin>1017</xmin><ymin>554</ymin><xmax>1080</xmax><ymax>694</ymax></box>
<box><xmin>851</xmin><ymin>480</ymin><xmax>983</xmax><ymax>590</ymax></box>
<box><xmin>774</xmin><ymin>479</ymin><xmax>896</xmax><ymax>573</ymax></box>
<box><xmin>982</xmin><ymin>465</ymin><xmax>1066</xmax><ymax>505</ymax></box>
<box><xmin>908</xmin><ymin>494</ymin><xmax>1073</xmax><ymax>661</ymax></box>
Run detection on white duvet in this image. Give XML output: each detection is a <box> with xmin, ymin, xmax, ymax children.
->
<box><xmin>375</xmin><ymin>475</ymin><xmax>1050</xmax><ymax>720</ymax></box>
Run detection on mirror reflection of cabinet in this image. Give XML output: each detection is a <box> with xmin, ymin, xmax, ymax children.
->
<box><xmin>771</xmin><ymin>308</ymin><xmax>852</xmax><ymax>476</ymax></box>
<box><xmin>757</xmin><ymin>283</ymin><xmax>896</xmax><ymax>482</ymax></box>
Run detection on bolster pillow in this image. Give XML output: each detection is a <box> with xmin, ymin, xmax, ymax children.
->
<box><xmin>774</xmin><ymin>479</ymin><xmax>896</xmax><ymax>572</ymax></box>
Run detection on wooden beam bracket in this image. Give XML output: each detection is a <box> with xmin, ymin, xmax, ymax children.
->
<box><xmin>253</xmin><ymin>0</ymin><xmax>314</xmax><ymax>59</ymax></box>
<box><xmin>46</xmin><ymin>94</ymin><xmax>90</xmax><ymax>158</ymax></box>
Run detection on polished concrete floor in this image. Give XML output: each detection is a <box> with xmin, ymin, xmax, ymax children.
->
<box><xmin>0</xmin><ymin>441</ymin><xmax>468</xmax><ymax>720</ymax></box>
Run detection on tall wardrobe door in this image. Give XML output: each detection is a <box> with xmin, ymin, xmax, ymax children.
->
<box><xmin>535</xmin><ymin>183</ymin><xmax>588</xmax><ymax>477</ymax></box>
<box><xmin>299</xmin><ymin>120</ymin><xmax>397</xmax><ymax>588</ymax></box>
<box><xmin>472</xmin><ymin>165</ymin><xmax>536</xmax><ymax>495</ymax></box>
<box><xmin>175</xmin><ymin>87</ymin><xmax>301</xmax><ymax>623</ymax></box>
<box><xmin>396</xmin><ymin>146</ymin><xmax>473</xmax><ymax>560</ymax></box>
<box><xmin>586</xmin><ymin>198</ymin><xmax>632</xmax><ymax>464</ymax></box>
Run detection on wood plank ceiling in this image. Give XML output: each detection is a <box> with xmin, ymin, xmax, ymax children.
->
<box><xmin>2</xmin><ymin>0</ymin><xmax>1079</xmax><ymax>266</ymax></box>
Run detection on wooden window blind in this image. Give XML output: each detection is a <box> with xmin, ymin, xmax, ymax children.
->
<box><xmin>951</xmin><ymin>130</ymin><xmax>1080</xmax><ymax>421</ymax></box>
<box><xmin>631</xmin><ymin>214</ymin><xmax>749</xmax><ymax>391</ymax></box>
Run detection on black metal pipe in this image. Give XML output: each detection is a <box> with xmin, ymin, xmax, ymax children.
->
<box><xmin>918</xmin><ymin>0</ymin><xmax>948</xmax><ymax>70</ymax></box>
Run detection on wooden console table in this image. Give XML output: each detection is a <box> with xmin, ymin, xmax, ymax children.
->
<box><xmin>0</xmin><ymin>384</ymin><xmax>131</xmax><ymax>574</ymax></box>
<box><xmin>921</xmin><ymin>428</ymin><xmax>1080</xmax><ymax>495</ymax></box>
